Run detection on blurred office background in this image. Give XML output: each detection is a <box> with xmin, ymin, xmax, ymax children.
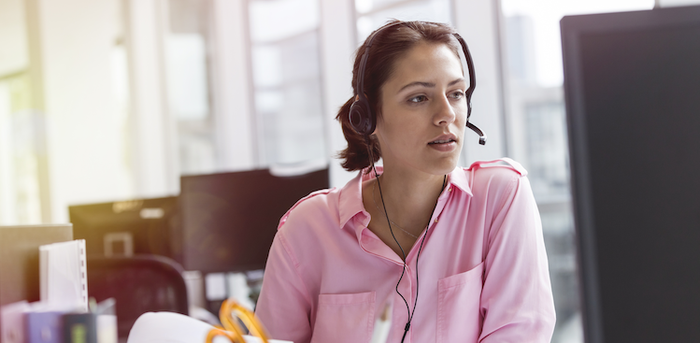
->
<box><xmin>2</xmin><ymin>0</ymin><xmax>696</xmax><ymax>341</ymax></box>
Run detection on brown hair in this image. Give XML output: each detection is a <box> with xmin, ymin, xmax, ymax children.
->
<box><xmin>336</xmin><ymin>20</ymin><xmax>462</xmax><ymax>172</ymax></box>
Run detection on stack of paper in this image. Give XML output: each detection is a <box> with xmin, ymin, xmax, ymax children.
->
<box><xmin>39</xmin><ymin>240</ymin><xmax>88</xmax><ymax>312</ymax></box>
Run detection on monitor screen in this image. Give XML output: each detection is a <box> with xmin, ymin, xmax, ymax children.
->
<box><xmin>561</xmin><ymin>5</ymin><xmax>700</xmax><ymax>343</ymax></box>
<box><xmin>69</xmin><ymin>197</ymin><xmax>181</xmax><ymax>261</ymax></box>
<box><xmin>179</xmin><ymin>167</ymin><xmax>329</xmax><ymax>273</ymax></box>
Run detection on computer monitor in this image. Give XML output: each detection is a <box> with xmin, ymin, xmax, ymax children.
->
<box><xmin>179</xmin><ymin>166</ymin><xmax>329</xmax><ymax>273</ymax></box>
<box><xmin>561</xmin><ymin>5</ymin><xmax>700</xmax><ymax>343</ymax></box>
<box><xmin>69</xmin><ymin>197</ymin><xmax>181</xmax><ymax>261</ymax></box>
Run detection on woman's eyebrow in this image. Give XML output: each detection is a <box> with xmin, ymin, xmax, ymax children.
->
<box><xmin>398</xmin><ymin>78</ymin><xmax>466</xmax><ymax>93</ymax></box>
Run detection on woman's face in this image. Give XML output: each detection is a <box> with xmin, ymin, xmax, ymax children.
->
<box><xmin>375</xmin><ymin>41</ymin><xmax>467</xmax><ymax>177</ymax></box>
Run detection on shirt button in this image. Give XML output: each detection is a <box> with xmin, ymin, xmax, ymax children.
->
<box><xmin>448</xmin><ymin>187</ymin><xmax>452</xmax><ymax>192</ymax></box>
<box><xmin>434</xmin><ymin>218</ymin><xmax>439</xmax><ymax>223</ymax></box>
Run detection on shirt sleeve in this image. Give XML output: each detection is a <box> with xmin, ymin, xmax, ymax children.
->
<box><xmin>255</xmin><ymin>231</ymin><xmax>313</xmax><ymax>343</ymax></box>
<box><xmin>478</xmin><ymin>171</ymin><xmax>557</xmax><ymax>342</ymax></box>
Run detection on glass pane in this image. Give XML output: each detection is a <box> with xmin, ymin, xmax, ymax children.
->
<box><xmin>356</xmin><ymin>0</ymin><xmax>452</xmax><ymax>44</ymax></box>
<box><xmin>0</xmin><ymin>75</ymin><xmax>42</xmax><ymax>224</ymax></box>
<box><xmin>251</xmin><ymin>46</ymin><xmax>283</xmax><ymax>88</ymax></box>
<box><xmin>166</xmin><ymin>0</ymin><xmax>216</xmax><ymax>175</ymax></box>
<box><xmin>278</xmin><ymin>34</ymin><xmax>321</xmax><ymax>82</ymax></box>
<box><xmin>261</xmin><ymin>81</ymin><xmax>325</xmax><ymax>165</ymax></box>
<box><xmin>525</xmin><ymin>101</ymin><xmax>569</xmax><ymax>199</ymax></box>
<box><xmin>501</xmin><ymin>0</ymin><xmax>655</xmax><ymax>87</ymax></box>
<box><xmin>178</xmin><ymin>123</ymin><xmax>217</xmax><ymax>175</ymax></box>
<box><xmin>254</xmin><ymin>90</ymin><xmax>284</xmax><ymax>114</ymax></box>
<box><xmin>165</xmin><ymin>34</ymin><xmax>210</xmax><ymax>121</ymax></box>
<box><xmin>249</xmin><ymin>0</ymin><xmax>325</xmax><ymax>166</ymax></box>
<box><xmin>249</xmin><ymin>0</ymin><xmax>319</xmax><ymax>43</ymax></box>
<box><xmin>355</xmin><ymin>0</ymin><xmax>412</xmax><ymax>14</ymax></box>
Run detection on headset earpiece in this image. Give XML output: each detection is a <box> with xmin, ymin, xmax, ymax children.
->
<box><xmin>349</xmin><ymin>94</ymin><xmax>375</xmax><ymax>136</ymax></box>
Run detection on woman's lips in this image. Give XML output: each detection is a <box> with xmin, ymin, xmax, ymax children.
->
<box><xmin>428</xmin><ymin>139</ymin><xmax>457</xmax><ymax>152</ymax></box>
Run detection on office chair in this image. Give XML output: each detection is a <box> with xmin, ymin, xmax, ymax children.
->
<box><xmin>87</xmin><ymin>255</ymin><xmax>189</xmax><ymax>342</ymax></box>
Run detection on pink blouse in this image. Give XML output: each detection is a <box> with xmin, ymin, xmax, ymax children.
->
<box><xmin>256</xmin><ymin>159</ymin><xmax>556</xmax><ymax>343</ymax></box>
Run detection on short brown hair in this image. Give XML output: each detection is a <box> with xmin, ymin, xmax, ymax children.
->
<box><xmin>336</xmin><ymin>20</ymin><xmax>462</xmax><ymax>172</ymax></box>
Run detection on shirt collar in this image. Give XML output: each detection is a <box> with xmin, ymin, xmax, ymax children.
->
<box><xmin>337</xmin><ymin>166</ymin><xmax>473</xmax><ymax>229</ymax></box>
<box><xmin>338</xmin><ymin>167</ymin><xmax>377</xmax><ymax>229</ymax></box>
<box><xmin>447</xmin><ymin>166</ymin><xmax>473</xmax><ymax>196</ymax></box>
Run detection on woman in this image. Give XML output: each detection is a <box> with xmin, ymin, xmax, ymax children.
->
<box><xmin>255</xmin><ymin>20</ymin><xmax>556</xmax><ymax>342</ymax></box>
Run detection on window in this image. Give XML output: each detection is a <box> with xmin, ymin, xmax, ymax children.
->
<box><xmin>0</xmin><ymin>74</ymin><xmax>42</xmax><ymax>224</ymax></box>
<box><xmin>248</xmin><ymin>0</ymin><xmax>326</xmax><ymax>166</ymax></box>
<box><xmin>355</xmin><ymin>0</ymin><xmax>452</xmax><ymax>43</ymax></box>
<box><xmin>0</xmin><ymin>0</ymin><xmax>41</xmax><ymax>224</ymax></box>
<box><xmin>166</xmin><ymin>0</ymin><xmax>217</xmax><ymax>175</ymax></box>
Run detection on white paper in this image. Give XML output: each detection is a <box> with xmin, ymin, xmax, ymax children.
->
<box><xmin>127</xmin><ymin>312</ymin><xmax>292</xmax><ymax>343</ymax></box>
<box><xmin>39</xmin><ymin>239</ymin><xmax>88</xmax><ymax>312</ymax></box>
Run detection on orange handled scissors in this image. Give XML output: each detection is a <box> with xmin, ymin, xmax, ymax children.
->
<box><xmin>206</xmin><ymin>299</ymin><xmax>270</xmax><ymax>343</ymax></box>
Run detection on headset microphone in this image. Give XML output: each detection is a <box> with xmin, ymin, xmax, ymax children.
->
<box><xmin>467</xmin><ymin>122</ymin><xmax>487</xmax><ymax>145</ymax></box>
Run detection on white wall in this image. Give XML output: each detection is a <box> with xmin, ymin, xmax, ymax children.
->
<box><xmin>26</xmin><ymin>0</ymin><xmax>136</xmax><ymax>222</ymax></box>
<box><xmin>210</xmin><ymin>0</ymin><xmax>256</xmax><ymax>172</ymax></box>
<box><xmin>125</xmin><ymin>0</ymin><xmax>175</xmax><ymax>197</ymax></box>
<box><xmin>0</xmin><ymin>0</ymin><xmax>28</xmax><ymax>75</ymax></box>
<box><xmin>319</xmin><ymin>0</ymin><xmax>357</xmax><ymax>188</ymax></box>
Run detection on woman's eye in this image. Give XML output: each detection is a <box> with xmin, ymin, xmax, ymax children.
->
<box><xmin>450</xmin><ymin>91</ymin><xmax>465</xmax><ymax>100</ymax></box>
<box><xmin>408</xmin><ymin>95</ymin><xmax>428</xmax><ymax>103</ymax></box>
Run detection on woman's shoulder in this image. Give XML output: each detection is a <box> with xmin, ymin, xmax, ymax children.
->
<box><xmin>277</xmin><ymin>187</ymin><xmax>341</xmax><ymax>232</ymax></box>
<box><xmin>466</xmin><ymin>157</ymin><xmax>528</xmax><ymax>181</ymax></box>
<box><xmin>462</xmin><ymin>158</ymin><xmax>530</xmax><ymax>197</ymax></box>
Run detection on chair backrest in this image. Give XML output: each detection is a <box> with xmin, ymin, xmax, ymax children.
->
<box><xmin>87</xmin><ymin>255</ymin><xmax>189</xmax><ymax>341</ymax></box>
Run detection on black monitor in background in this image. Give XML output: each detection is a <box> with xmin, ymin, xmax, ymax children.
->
<box><xmin>69</xmin><ymin>196</ymin><xmax>181</xmax><ymax>261</ymax></box>
<box><xmin>561</xmin><ymin>5</ymin><xmax>700</xmax><ymax>343</ymax></box>
<box><xmin>179</xmin><ymin>166</ymin><xmax>329</xmax><ymax>274</ymax></box>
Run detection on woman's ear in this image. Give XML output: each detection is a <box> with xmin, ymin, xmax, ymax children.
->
<box><xmin>371</xmin><ymin>108</ymin><xmax>380</xmax><ymax>136</ymax></box>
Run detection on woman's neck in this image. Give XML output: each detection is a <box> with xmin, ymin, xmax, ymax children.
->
<box><xmin>372</xmin><ymin>166</ymin><xmax>447</xmax><ymax>229</ymax></box>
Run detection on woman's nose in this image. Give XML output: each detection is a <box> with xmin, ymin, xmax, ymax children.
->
<box><xmin>434</xmin><ymin>95</ymin><xmax>456</xmax><ymax>126</ymax></box>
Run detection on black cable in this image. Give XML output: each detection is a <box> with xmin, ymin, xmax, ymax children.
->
<box><xmin>368</xmin><ymin>145</ymin><xmax>446</xmax><ymax>343</ymax></box>
<box><xmin>406</xmin><ymin>175</ymin><xmax>445</xmax><ymax>340</ymax></box>
<box><xmin>369</xmin><ymin>148</ymin><xmax>412</xmax><ymax>326</ymax></box>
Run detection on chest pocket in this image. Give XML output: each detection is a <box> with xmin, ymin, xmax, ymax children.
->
<box><xmin>311</xmin><ymin>291</ymin><xmax>376</xmax><ymax>343</ymax></box>
<box><xmin>437</xmin><ymin>262</ymin><xmax>484</xmax><ymax>343</ymax></box>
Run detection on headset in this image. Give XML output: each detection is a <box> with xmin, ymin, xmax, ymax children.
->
<box><xmin>348</xmin><ymin>21</ymin><xmax>487</xmax><ymax>145</ymax></box>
